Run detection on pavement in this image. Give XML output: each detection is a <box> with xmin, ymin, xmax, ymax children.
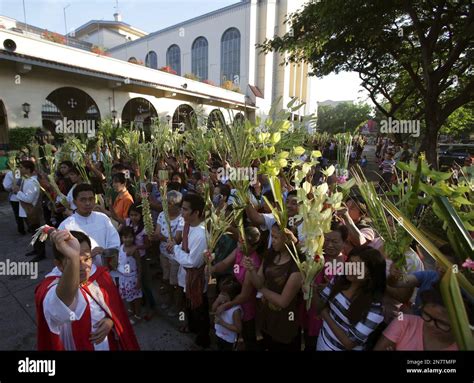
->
<box><xmin>0</xmin><ymin>191</ymin><xmax>199</xmax><ymax>350</ymax></box>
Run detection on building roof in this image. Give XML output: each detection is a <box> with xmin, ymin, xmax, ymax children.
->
<box><xmin>108</xmin><ymin>0</ymin><xmax>249</xmax><ymax>52</ymax></box>
<box><xmin>74</xmin><ymin>20</ymin><xmax>148</xmax><ymax>38</ymax></box>
<box><xmin>0</xmin><ymin>29</ymin><xmax>254</xmax><ymax>109</ymax></box>
<box><xmin>0</xmin><ymin>14</ymin><xmax>93</xmax><ymax>51</ymax></box>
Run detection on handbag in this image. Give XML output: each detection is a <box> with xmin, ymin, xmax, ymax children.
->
<box><xmin>19</xmin><ymin>178</ymin><xmax>43</xmax><ymax>226</ymax></box>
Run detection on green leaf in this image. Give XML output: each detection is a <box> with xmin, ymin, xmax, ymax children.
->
<box><xmin>382</xmin><ymin>199</ymin><xmax>474</xmax><ymax>297</ymax></box>
<box><xmin>293</xmin><ymin>146</ymin><xmax>305</xmax><ymax>156</ymax></box>
<box><xmin>271</xmin><ymin>132</ymin><xmax>281</xmax><ymax>144</ymax></box>
<box><xmin>396</xmin><ymin>161</ymin><xmax>417</xmax><ymax>174</ymax></box>
<box><xmin>453</xmin><ymin>196</ymin><xmax>473</xmax><ymax>206</ymax></box>
<box><xmin>432</xmin><ymin>196</ymin><xmax>474</xmax><ymax>262</ymax></box>
<box><xmin>424</xmin><ymin>168</ymin><xmax>453</xmax><ymax>182</ymax></box>
<box><xmin>440</xmin><ymin>269</ymin><xmax>474</xmax><ymax>350</ymax></box>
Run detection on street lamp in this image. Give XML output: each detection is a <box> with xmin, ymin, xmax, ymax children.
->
<box><xmin>111</xmin><ymin>109</ymin><xmax>117</xmax><ymax>121</ymax></box>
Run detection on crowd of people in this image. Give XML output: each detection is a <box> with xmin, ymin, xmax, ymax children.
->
<box><xmin>0</xmin><ymin>130</ymin><xmax>472</xmax><ymax>352</ymax></box>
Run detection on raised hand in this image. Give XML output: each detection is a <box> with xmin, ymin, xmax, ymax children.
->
<box><xmin>50</xmin><ymin>230</ymin><xmax>80</xmax><ymax>260</ymax></box>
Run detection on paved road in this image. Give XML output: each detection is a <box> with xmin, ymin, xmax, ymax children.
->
<box><xmin>361</xmin><ymin>144</ymin><xmax>381</xmax><ymax>182</ymax></box>
<box><xmin>0</xmin><ymin>192</ymin><xmax>199</xmax><ymax>350</ymax></box>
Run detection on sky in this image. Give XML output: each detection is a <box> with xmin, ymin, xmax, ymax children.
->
<box><xmin>0</xmin><ymin>0</ymin><xmax>369</xmax><ymax>104</ymax></box>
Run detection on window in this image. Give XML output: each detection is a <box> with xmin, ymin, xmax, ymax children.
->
<box><xmin>221</xmin><ymin>28</ymin><xmax>240</xmax><ymax>85</ymax></box>
<box><xmin>145</xmin><ymin>51</ymin><xmax>158</xmax><ymax>69</ymax></box>
<box><xmin>166</xmin><ymin>45</ymin><xmax>181</xmax><ymax>76</ymax></box>
<box><xmin>192</xmin><ymin>37</ymin><xmax>208</xmax><ymax>80</ymax></box>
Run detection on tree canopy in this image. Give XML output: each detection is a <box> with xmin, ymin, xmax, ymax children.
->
<box><xmin>260</xmin><ymin>0</ymin><xmax>474</xmax><ymax>167</ymax></box>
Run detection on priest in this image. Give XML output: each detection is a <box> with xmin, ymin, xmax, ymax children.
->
<box><xmin>35</xmin><ymin>229</ymin><xmax>139</xmax><ymax>350</ymax></box>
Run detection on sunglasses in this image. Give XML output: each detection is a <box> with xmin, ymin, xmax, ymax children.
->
<box><xmin>421</xmin><ymin>310</ymin><xmax>451</xmax><ymax>332</ymax></box>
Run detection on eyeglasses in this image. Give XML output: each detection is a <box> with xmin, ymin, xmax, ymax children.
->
<box><xmin>421</xmin><ymin>310</ymin><xmax>451</xmax><ymax>332</ymax></box>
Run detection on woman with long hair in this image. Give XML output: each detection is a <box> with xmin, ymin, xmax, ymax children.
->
<box><xmin>244</xmin><ymin>223</ymin><xmax>303</xmax><ymax>351</ymax></box>
<box><xmin>315</xmin><ymin>246</ymin><xmax>386</xmax><ymax>350</ymax></box>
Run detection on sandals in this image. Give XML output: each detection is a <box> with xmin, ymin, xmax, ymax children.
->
<box><xmin>129</xmin><ymin>315</ymin><xmax>142</xmax><ymax>325</ymax></box>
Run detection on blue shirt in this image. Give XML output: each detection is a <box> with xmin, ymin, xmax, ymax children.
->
<box><xmin>412</xmin><ymin>270</ymin><xmax>440</xmax><ymax>315</ymax></box>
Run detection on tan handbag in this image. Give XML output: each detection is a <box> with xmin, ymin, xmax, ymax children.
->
<box><xmin>19</xmin><ymin>179</ymin><xmax>43</xmax><ymax>227</ymax></box>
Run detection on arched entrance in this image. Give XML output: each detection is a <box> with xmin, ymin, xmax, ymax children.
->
<box><xmin>207</xmin><ymin>109</ymin><xmax>226</xmax><ymax>130</ymax></box>
<box><xmin>172</xmin><ymin>104</ymin><xmax>196</xmax><ymax>132</ymax></box>
<box><xmin>121</xmin><ymin>97</ymin><xmax>158</xmax><ymax>139</ymax></box>
<box><xmin>0</xmin><ymin>100</ymin><xmax>8</xmax><ymax>150</ymax></box>
<box><xmin>233</xmin><ymin>112</ymin><xmax>245</xmax><ymax>126</ymax></box>
<box><xmin>41</xmin><ymin>87</ymin><xmax>101</xmax><ymax>140</ymax></box>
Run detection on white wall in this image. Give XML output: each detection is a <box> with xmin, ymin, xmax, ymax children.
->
<box><xmin>81</xmin><ymin>29</ymin><xmax>129</xmax><ymax>50</ymax></box>
<box><xmin>0</xmin><ymin>63</ymin><xmax>245</xmax><ymax>131</ymax></box>
<box><xmin>109</xmin><ymin>3</ymin><xmax>251</xmax><ymax>89</ymax></box>
<box><xmin>0</xmin><ymin>16</ymin><xmax>17</xmax><ymax>29</ymax></box>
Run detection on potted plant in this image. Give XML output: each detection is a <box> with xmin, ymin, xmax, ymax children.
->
<box><xmin>91</xmin><ymin>45</ymin><xmax>110</xmax><ymax>56</ymax></box>
<box><xmin>221</xmin><ymin>80</ymin><xmax>241</xmax><ymax>93</ymax></box>
<box><xmin>159</xmin><ymin>66</ymin><xmax>177</xmax><ymax>75</ymax></box>
<box><xmin>201</xmin><ymin>79</ymin><xmax>216</xmax><ymax>86</ymax></box>
<box><xmin>184</xmin><ymin>73</ymin><xmax>199</xmax><ymax>81</ymax></box>
<box><xmin>42</xmin><ymin>31</ymin><xmax>66</xmax><ymax>44</ymax></box>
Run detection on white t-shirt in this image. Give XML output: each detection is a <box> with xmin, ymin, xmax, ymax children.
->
<box><xmin>66</xmin><ymin>184</ymin><xmax>77</xmax><ymax>210</ymax></box>
<box><xmin>42</xmin><ymin>265</ymin><xmax>110</xmax><ymax>351</ymax></box>
<box><xmin>157</xmin><ymin>212</ymin><xmax>184</xmax><ymax>258</ymax></box>
<box><xmin>172</xmin><ymin>223</ymin><xmax>207</xmax><ymax>291</ymax></box>
<box><xmin>215</xmin><ymin>305</ymin><xmax>242</xmax><ymax>344</ymax></box>
<box><xmin>2</xmin><ymin>171</ymin><xmax>20</xmax><ymax>202</ymax></box>
<box><xmin>59</xmin><ymin>211</ymin><xmax>120</xmax><ymax>266</ymax></box>
<box><xmin>16</xmin><ymin>175</ymin><xmax>40</xmax><ymax>217</ymax></box>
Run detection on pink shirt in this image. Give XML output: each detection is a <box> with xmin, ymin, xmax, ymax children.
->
<box><xmin>383</xmin><ymin>314</ymin><xmax>458</xmax><ymax>351</ymax></box>
<box><xmin>125</xmin><ymin>218</ymin><xmax>147</xmax><ymax>258</ymax></box>
<box><xmin>234</xmin><ymin>249</ymin><xmax>261</xmax><ymax>322</ymax></box>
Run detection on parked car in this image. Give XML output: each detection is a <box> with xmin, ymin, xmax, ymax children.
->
<box><xmin>438</xmin><ymin>144</ymin><xmax>474</xmax><ymax>169</ymax></box>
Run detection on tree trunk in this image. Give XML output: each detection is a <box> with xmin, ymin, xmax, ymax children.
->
<box><xmin>420</xmin><ymin>114</ymin><xmax>440</xmax><ymax>169</ymax></box>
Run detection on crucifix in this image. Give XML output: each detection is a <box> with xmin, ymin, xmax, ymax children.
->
<box><xmin>137</xmin><ymin>105</ymin><xmax>147</xmax><ymax>114</ymax></box>
<box><xmin>68</xmin><ymin>98</ymin><xmax>77</xmax><ymax>108</ymax></box>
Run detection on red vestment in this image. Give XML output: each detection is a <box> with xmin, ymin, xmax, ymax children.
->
<box><xmin>35</xmin><ymin>266</ymin><xmax>139</xmax><ymax>351</ymax></box>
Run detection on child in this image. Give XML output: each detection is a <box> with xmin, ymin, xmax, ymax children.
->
<box><xmin>360</xmin><ymin>155</ymin><xmax>368</xmax><ymax>168</ymax></box>
<box><xmin>214</xmin><ymin>276</ymin><xmax>243</xmax><ymax>351</ymax></box>
<box><xmin>118</xmin><ymin>227</ymin><xmax>143</xmax><ymax>324</ymax></box>
<box><xmin>379</xmin><ymin>151</ymin><xmax>395</xmax><ymax>188</ymax></box>
<box><xmin>120</xmin><ymin>204</ymin><xmax>153</xmax><ymax>317</ymax></box>
<box><xmin>154</xmin><ymin>190</ymin><xmax>184</xmax><ymax>316</ymax></box>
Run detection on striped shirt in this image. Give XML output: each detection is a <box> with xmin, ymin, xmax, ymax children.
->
<box><xmin>316</xmin><ymin>280</ymin><xmax>384</xmax><ymax>351</ymax></box>
<box><xmin>379</xmin><ymin>159</ymin><xmax>395</xmax><ymax>174</ymax></box>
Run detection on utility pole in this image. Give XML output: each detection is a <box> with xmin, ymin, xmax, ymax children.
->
<box><xmin>64</xmin><ymin>4</ymin><xmax>70</xmax><ymax>45</ymax></box>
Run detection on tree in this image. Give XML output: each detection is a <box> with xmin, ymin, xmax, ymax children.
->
<box><xmin>440</xmin><ymin>102</ymin><xmax>474</xmax><ymax>138</ymax></box>
<box><xmin>317</xmin><ymin>102</ymin><xmax>373</xmax><ymax>134</ymax></box>
<box><xmin>260</xmin><ymin>0</ymin><xmax>474</xmax><ymax>168</ymax></box>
